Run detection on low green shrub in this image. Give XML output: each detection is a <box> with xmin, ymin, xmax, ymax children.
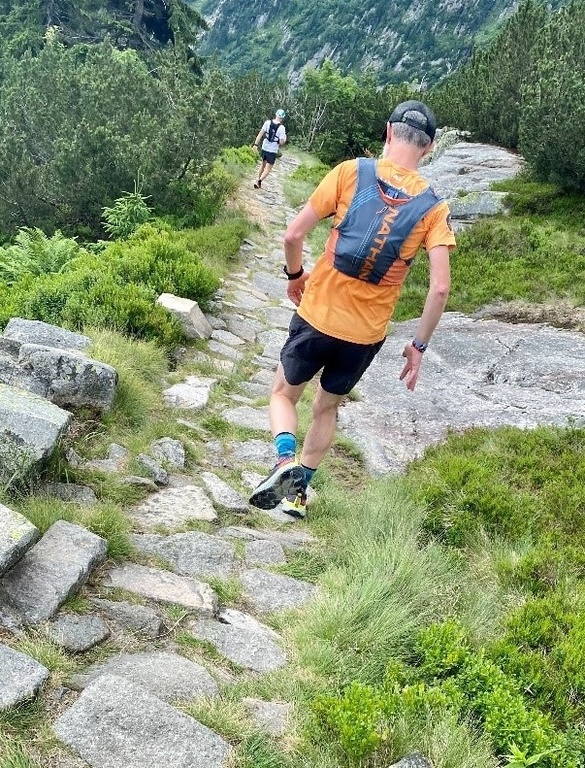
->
<box><xmin>313</xmin><ymin>681</ymin><xmax>385</xmax><ymax>763</ymax></box>
<box><xmin>176</xmin><ymin>217</ymin><xmax>251</xmax><ymax>273</ymax></box>
<box><xmin>556</xmin><ymin>612</ymin><xmax>585</xmax><ymax>696</ymax></box>
<box><xmin>503</xmin><ymin>594</ymin><xmax>573</xmax><ymax>651</ymax></box>
<box><xmin>98</xmin><ymin>227</ymin><xmax>221</xmax><ymax>305</ymax></box>
<box><xmin>0</xmin><ymin>219</ymin><xmax>250</xmax><ymax>345</ymax></box>
<box><xmin>413</xmin><ymin>619</ymin><xmax>470</xmax><ymax>679</ymax></box>
<box><xmin>409</xmin><ymin>426</ymin><xmax>585</xmax><ymax>560</ymax></box>
<box><xmin>217</xmin><ymin>145</ymin><xmax>257</xmax><ymax>168</ymax></box>
<box><xmin>1</xmin><ymin>269</ymin><xmax>182</xmax><ymax>347</ymax></box>
<box><xmin>158</xmin><ymin>163</ymin><xmax>238</xmax><ymax>229</ymax></box>
<box><xmin>290</xmin><ymin>162</ymin><xmax>331</xmax><ymax>187</ymax></box>
<box><xmin>412</xmin><ymin>622</ymin><xmax>579</xmax><ymax>767</ymax></box>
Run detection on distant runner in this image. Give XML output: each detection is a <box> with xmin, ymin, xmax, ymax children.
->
<box><xmin>252</xmin><ymin>108</ymin><xmax>287</xmax><ymax>189</ymax></box>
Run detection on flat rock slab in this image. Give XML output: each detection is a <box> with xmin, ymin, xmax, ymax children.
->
<box><xmin>339</xmin><ymin>312</ymin><xmax>585</xmax><ymax>475</ymax></box>
<box><xmin>229</xmin><ymin>290</ymin><xmax>268</xmax><ymax>312</ymax></box>
<box><xmin>210</xmin><ymin>329</ymin><xmax>245</xmax><ymax>347</ymax></box>
<box><xmin>261</xmin><ymin>307</ymin><xmax>294</xmax><ymax>331</ymax></box>
<box><xmin>40</xmin><ymin>483</ymin><xmax>98</xmax><ymax>506</ymax></box>
<box><xmin>239</xmin><ymin>568</ymin><xmax>317</xmax><ymax>614</ymax></box>
<box><xmin>54</xmin><ymin>674</ymin><xmax>231</xmax><ymax>768</ymax></box>
<box><xmin>130</xmin><ymin>532</ymin><xmax>238</xmax><ymax>579</ymax></box>
<box><xmin>163</xmin><ymin>376</ymin><xmax>216</xmax><ymax>410</ymax></box>
<box><xmin>0</xmin><ymin>520</ymin><xmax>107</xmax><ymax>625</ymax></box>
<box><xmin>47</xmin><ymin>614</ymin><xmax>111</xmax><ymax>652</ymax></box>
<box><xmin>129</xmin><ymin>485</ymin><xmax>217</xmax><ymax>531</ymax></box>
<box><xmin>245</xmin><ymin>540</ymin><xmax>286</xmax><ymax>566</ymax></box>
<box><xmin>2</xmin><ymin>318</ymin><xmax>91</xmax><ymax>350</ymax></box>
<box><xmin>90</xmin><ymin>598</ymin><xmax>164</xmax><ymax>639</ymax></box>
<box><xmin>0</xmin><ymin>643</ymin><xmax>50</xmax><ymax>710</ymax></box>
<box><xmin>70</xmin><ymin>651</ymin><xmax>218</xmax><ymax>703</ymax></box>
<box><xmin>230</xmin><ymin>439</ymin><xmax>274</xmax><ymax>467</ymax></box>
<box><xmin>103</xmin><ymin>563</ymin><xmax>218</xmax><ymax>617</ymax></box>
<box><xmin>0</xmin><ymin>383</ymin><xmax>72</xmax><ymax>482</ymax></box>
<box><xmin>151</xmin><ymin>438</ymin><xmax>186</xmax><ymax>469</ymax></box>
<box><xmin>222</xmin><ymin>406</ymin><xmax>270</xmax><ymax>432</ymax></box>
<box><xmin>219</xmin><ymin>526</ymin><xmax>316</xmax><ymax>551</ymax></box>
<box><xmin>187</xmin><ymin>607</ymin><xmax>287</xmax><ymax>673</ymax></box>
<box><xmin>225</xmin><ymin>315</ymin><xmax>264</xmax><ymax>342</ymax></box>
<box><xmin>0</xmin><ymin>503</ymin><xmax>39</xmax><ymax>576</ymax></box>
<box><xmin>242</xmin><ymin>698</ymin><xmax>291</xmax><ymax>736</ymax></box>
<box><xmin>256</xmin><ymin>329</ymin><xmax>288</xmax><ymax>362</ymax></box>
<box><xmin>200</xmin><ymin>472</ymin><xmax>249</xmax><ymax>513</ymax></box>
<box><xmin>420</xmin><ymin>141</ymin><xmax>524</xmax><ymax>198</ymax></box>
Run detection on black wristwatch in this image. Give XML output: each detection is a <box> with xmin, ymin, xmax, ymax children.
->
<box><xmin>412</xmin><ymin>337</ymin><xmax>428</xmax><ymax>353</ymax></box>
<box><xmin>283</xmin><ymin>265</ymin><xmax>304</xmax><ymax>280</ymax></box>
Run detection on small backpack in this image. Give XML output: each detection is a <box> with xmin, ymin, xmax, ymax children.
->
<box><xmin>265</xmin><ymin>121</ymin><xmax>279</xmax><ymax>144</ymax></box>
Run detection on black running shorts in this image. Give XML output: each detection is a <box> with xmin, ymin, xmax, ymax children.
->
<box><xmin>261</xmin><ymin>150</ymin><xmax>278</xmax><ymax>165</ymax></box>
<box><xmin>280</xmin><ymin>313</ymin><xmax>385</xmax><ymax>395</ymax></box>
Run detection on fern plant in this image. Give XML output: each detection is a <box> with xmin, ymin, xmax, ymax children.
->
<box><xmin>0</xmin><ymin>228</ymin><xmax>80</xmax><ymax>285</ymax></box>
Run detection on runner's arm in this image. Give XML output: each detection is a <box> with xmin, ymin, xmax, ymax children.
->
<box><xmin>399</xmin><ymin>244</ymin><xmax>451</xmax><ymax>390</ymax></box>
<box><xmin>283</xmin><ymin>202</ymin><xmax>319</xmax><ymax>305</ymax></box>
<box><xmin>253</xmin><ymin>126</ymin><xmax>265</xmax><ymax>148</ymax></box>
<box><xmin>414</xmin><ymin>244</ymin><xmax>451</xmax><ymax>343</ymax></box>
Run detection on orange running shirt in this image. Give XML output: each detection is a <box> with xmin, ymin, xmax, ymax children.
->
<box><xmin>297</xmin><ymin>158</ymin><xmax>456</xmax><ymax>344</ymax></box>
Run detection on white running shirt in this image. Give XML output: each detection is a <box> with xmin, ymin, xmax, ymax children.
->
<box><xmin>261</xmin><ymin>120</ymin><xmax>286</xmax><ymax>153</ymax></box>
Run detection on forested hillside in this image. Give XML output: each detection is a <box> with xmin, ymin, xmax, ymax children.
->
<box><xmin>0</xmin><ymin>0</ymin><xmax>206</xmax><ymax>57</ymax></box>
<box><xmin>194</xmin><ymin>0</ymin><xmax>565</xmax><ymax>85</ymax></box>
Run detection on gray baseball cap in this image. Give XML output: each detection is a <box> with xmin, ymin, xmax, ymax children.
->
<box><xmin>384</xmin><ymin>100</ymin><xmax>437</xmax><ymax>140</ymax></box>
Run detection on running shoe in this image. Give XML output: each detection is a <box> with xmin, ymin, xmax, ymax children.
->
<box><xmin>249</xmin><ymin>457</ymin><xmax>304</xmax><ymax>510</ymax></box>
<box><xmin>281</xmin><ymin>490</ymin><xmax>307</xmax><ymax>519</ymax></box>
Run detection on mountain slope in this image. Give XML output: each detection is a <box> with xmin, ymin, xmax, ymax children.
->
<box><xmin>194</xmin><ymin>0</ymin><xmax>564</xmax><ymax>85</ymax></box>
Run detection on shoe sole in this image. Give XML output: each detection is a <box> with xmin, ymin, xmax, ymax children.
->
<box><xmin>281</xmin><ymin>505</ymin><xmax>306</xmax><ymax>520</ymax></box>
<box><xmin>249</xmin><ymin>465</ymin><xmax>305</xmax><ymax>510</ymax></box>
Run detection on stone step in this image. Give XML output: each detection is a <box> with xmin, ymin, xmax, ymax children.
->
<box><xmin>0</xmin><ymin>502</ymin><xmax>39</xmax><ymax>576</ymax></box>
<box><xmin>0</xmin><ymin>383</ymin><xmax>72</xmax><ymax>483</ymax></box>
<box><xmin>0</xmin><ymin>643</ymin><xmax>49</xmax><ymax>711</ymax></box>
<box><xmin>54</xmin><ymin>674</ymin><xmax>231</xmax><ymax>768</ymax></box>
<box><xmin>69</xmin><ymin>651</ymin><xmax>219</xmax><ymax>703</ymax></box>
<box><xmin>0</xmin><ymin>520</ymin><xmax>107</xmax><ymax>626</ymax></box>
<box><xmin>186</xmin><ymin>607</ymin><xmax>287</xmax><ymax>673</ymax></box>
<box><xmin>102</xmin><ymin>562</ymin><xmax>218</xmax><ymax>617</ymax></box>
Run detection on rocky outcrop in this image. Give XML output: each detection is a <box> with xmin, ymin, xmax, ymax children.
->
<box><xmin>0</xmin><ymin>319</ymin><xmax>119</xmax><ymax>484</ymax></box>
<box><xmin>338</xmin><ymin>312</ymin><xmax>585</xmax><ymax>475</ymax></box>
<box><xmin>0</xmin><ymin>383</ymin><xmax>72</xmax><ymax>484</ymax></box>
<box><xmin>420</xmin><ymin>139</ymin><xmax>524</xmax><ymax>228</ymax></box>
<box><xmin>0</xmin><ymin>318</ymin><xmax>117</xmax><ymax>412</ymax></box>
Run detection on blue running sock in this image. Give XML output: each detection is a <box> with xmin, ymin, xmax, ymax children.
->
<box><xmin>274</xmin><ymin>432</ymin><xmax>296</xmax><ymax>461</ymax></box>
<box><xmin>302</xmin><ymin>464</ymin><xmax>316</xmax><ymax>486</ymax></box>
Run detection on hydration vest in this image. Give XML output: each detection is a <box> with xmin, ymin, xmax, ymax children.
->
<box><xmin>333</xmin><ymin>158</ymin><xmax>442</xmax><ymax>284</ymax></box>
<box><xmin>265</xmin><ymin>121</ymin><xmax>279</xmax><ymax>143</ymax></box>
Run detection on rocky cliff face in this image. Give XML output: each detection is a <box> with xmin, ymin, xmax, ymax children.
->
<box><xmin>195</xmin><ymin>0</ymin><xmax>564</xmax><ymax>85</ymax></box>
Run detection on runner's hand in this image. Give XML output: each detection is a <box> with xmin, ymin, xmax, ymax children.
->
<box><xmin>286</xmin><ymin>273</ymin><xmax>310</xmax><ymax>306</ymax></box>
<box><xmin>399</xmin><ymin>343</ymin><xmax>423</xmax><ymax>391</ymax></box>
